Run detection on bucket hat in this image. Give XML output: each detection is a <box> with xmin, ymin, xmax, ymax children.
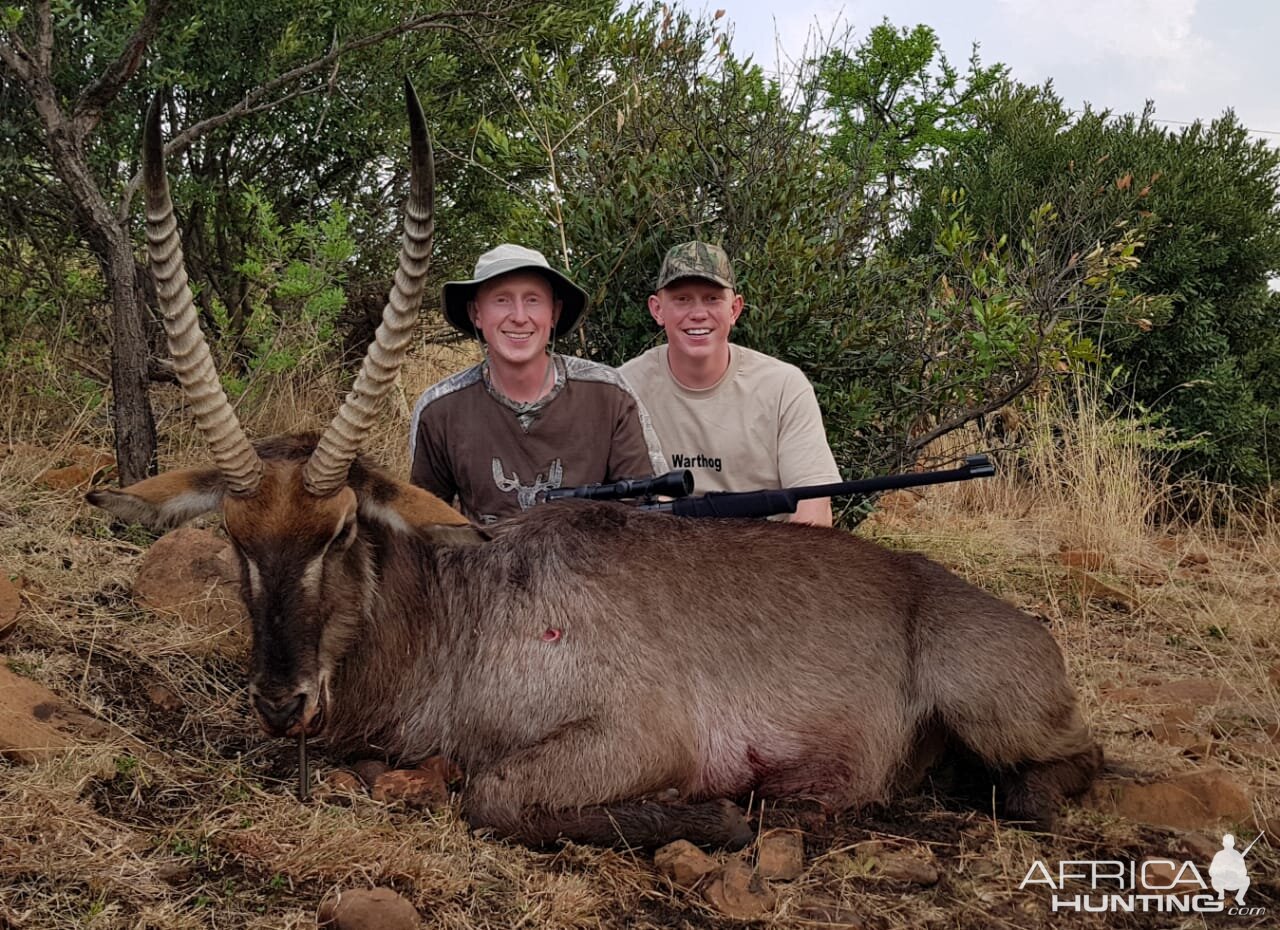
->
<box><xmin>442</xmin><ymin>244</ymin><xmax>588</xmax><ymax>338</ymax></box>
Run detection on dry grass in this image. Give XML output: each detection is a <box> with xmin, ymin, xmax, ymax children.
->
<box><xmin>1</xmin><ymin>360</ymin><xmax>1277</xmax><ymax>928</ymax></box>
<box><xmin>878</xmin><ymin>378</ymin><xmax>1279</xmax><ymax>838</ymax></box>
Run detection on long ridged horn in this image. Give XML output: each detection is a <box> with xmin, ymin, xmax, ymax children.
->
<box><xmin>143</xmin><ymin>94</ymin><xmax>263</xmax><ymax>495</ymax></box>
<box><xmin>303</xmin><ymin>79</ymin><xmax>434</xmax><ymax>496</ymax></box>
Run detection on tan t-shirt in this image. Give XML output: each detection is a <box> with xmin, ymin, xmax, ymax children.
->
<box><xmin>619</xmin><ymin>344</ymin><xmax>841</xmax><ymax>496</ymax></box>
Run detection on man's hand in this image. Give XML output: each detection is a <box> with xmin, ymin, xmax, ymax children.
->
<box><xmin>792</xmin><ymin>497</ymin><xmax>833</xmax><ymax>527</ymax></box>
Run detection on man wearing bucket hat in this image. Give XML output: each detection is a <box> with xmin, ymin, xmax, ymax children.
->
<box><xmin>409</xmin><ymin>244</ymin><xmax>665</xmax><ymax>524</ymax></box>
<box><xmin>620</xmin><ymin>241</ymin><xmax>840</xmax><ymax>526</ymax></box>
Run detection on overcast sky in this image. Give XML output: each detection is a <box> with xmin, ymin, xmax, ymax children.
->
<box><xmin>695</xmin><ymin>0</ymin><xmax>1279</xmax><ymax>146</ymax></box>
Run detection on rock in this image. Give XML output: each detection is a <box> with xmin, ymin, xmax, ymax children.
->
<box><xmin>0</xmin><ymin>574</ymin><xmax>20</xmax><ymax>638</ymax></box>
<box><xmin>1139</xmin><ymin>857</ymin><xmax>1203</xmax><ymax>894</ymax></box>
<box><xmin>1180</xmin><ymin>740</ymin><xmax>1216</xmax><ymax>760</ymax></box>
<box><xmin>1085</xmin><ymin>769</ymin><xmax>1251</xmax><ymax>830</ymax></box>
<box><xmin>756</xmin><ymin>829</ymin><xmax>805</xmax><ymax>881</ymax></box>
<box><xmin>1150</xmin><ymin>705</ymin><xmax>1198</xmax><ymax>747</ymax></box>
<box><xmin>328</xmin><ymin>769</ymin><xmax>366</xmax><ymax>794</ymax></box>
<box><xmin>1178</xmin><ymin>833</ymin><xmax>1222</xmax><ymax>862</ymax></box>
<box><xmin>853</xmin><ymin>841</ymin><xmax>939</xmax><ymax>886</ymax></box>
<box><xmin>316</xmin><ymin>770</ymin><xmax>365</xmax><ymax>806</ymax></box>
<box><xmin>156</xmin><ymin>861</ymin><xmax>193</xmax><ymax>884</ymax></box>
<box><xmin>36</xmin><ymin>450</ymin><xmax>115</xmax><ymax>491</ymax></box>
<box><xmin>654</xmin><ymin>839</ymin><xmax>718</xmax><ymax>888</ymax></box>
<box><xmin>1129</xmin><ymin>560</ymin><xmax>1168</xmax><ymax>586</ymax></box>
<box><xmin>351</xmin><ymin>759</ymin><xmax>390</xmax><ymax>787</ymax></box>
<box><xmin>37</xmin><ymin>464</ymin><xmax>95</xmax><ymax>490</ymax></box>
<box><xmin>702</xmin><ymin>856</ymin><xmax>776</xmax><ymax>919</ymax></box>
<box><xmin>877</xmin><ymin>852</ymin><xmax>939</xmax><ymax>886</ymax></box>
<box><xmin>146</xmin><ymin>684</ymin><xmax>182</xmax><ymax>712</ymax></box>
<box><xmin>1057</xmin><ymin>548</ymin><xmax>1105</xmax><ymax>571</ymax></box>
<box><xmin>415</xmin><ymin>755</ymin><xmax>462</xmax><ymax>786</ymax></box>
<box><xmin>317</xmin><ymin>887</ymin><xmax>419</xmax><ymax>929</ymax></box>
<box><xmin>1261</xmin><ymin>816</ymin><xmax>1280</xmax><ymax>844</ymax></box>
<box><xmin>326</xmin><ymin>769</ymin><xmax>365</xmax><ymax>793</ymax></box>
<box><xmin>867</xmin><ymin>491</ymin><xmax>920</xmax><ymax>528</ymax></box>
<box><xmin>132</xmin><ymin>528</ymin><xmax>247</xmax><ymax>654</ymax></box>
<box><xmin>1064</xmin><ymin>566</ymin><xmax>1138</xmax><ymax>610</ymax></box>
<box><xmin>371</xmin><ymin>768</ymin><xmax>449</xmax><ymax>810</ymax></box>
<box><xmin>1</xmin><ymin>665</ymin><xmax>83</xmax><ymax>761</ymax></box>
<box><xmin>65</xmin><ymin>445</ymin><xmax>115</xmax><ymax>473</ymax></box>
<box><xmin>0</xmin><ymin>441</ymin><xmax>46</xmax><ymax>461</ymax></box>
<box><xmin>0</xmin><ymin>665</ymin><xmax>113</xmax><ymax>768</ymax></box>
<box><xmin>877</xmin><ymin>490</ymin><xmax>919</xmax><ymax>512</ymax></box>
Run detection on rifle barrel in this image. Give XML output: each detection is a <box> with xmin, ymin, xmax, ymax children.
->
<box><xmin>646</xmin><ymin>454</ymin><xmax>995</xmax><ymax>520</ymax></box>
<box><xmin>780</xmin><ymin>454</ymin><xmax>995</xmax><ymax>502</ymax></box>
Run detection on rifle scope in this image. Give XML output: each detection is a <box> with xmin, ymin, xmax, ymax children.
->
<box><xmin>543</xmin><ymin>469</ymin><xmax>693</xmax><ymax>502</ymax></box>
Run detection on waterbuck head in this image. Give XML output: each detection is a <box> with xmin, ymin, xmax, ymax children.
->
<box><xmin>89</xmin><ymin>81</ymin><xmax>472</xmax><ymax>738</ymax></box>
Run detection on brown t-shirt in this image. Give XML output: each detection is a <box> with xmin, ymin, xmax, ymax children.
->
<box><xmin>409</xmin><ymin>355</ymin><xmax>666</xmax><ymax>524</ymax></box>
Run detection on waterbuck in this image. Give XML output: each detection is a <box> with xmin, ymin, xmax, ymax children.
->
<box><xmin>88</xmin><ymin>82</ymin><xmax>1101</xmax><ymax>849</ymax></box>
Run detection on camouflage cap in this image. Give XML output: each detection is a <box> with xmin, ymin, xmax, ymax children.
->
<box><xmin>655</xmin><ymin>241</ymin><xmax>736</xmax><ymax>291</ymax></box>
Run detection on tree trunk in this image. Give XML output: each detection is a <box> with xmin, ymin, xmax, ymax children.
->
<box><xmin>103</xmin><ymin>232</ymin><xmax>157</xmax><ymax>484</ymax></box>
<box><xmin>35</xmin><ymin>97</ymin><xmax>159</xmax><ymax>485</ymax></box>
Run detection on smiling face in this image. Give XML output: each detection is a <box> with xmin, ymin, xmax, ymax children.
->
<box><xmin>468</xmin><ymin>270</ymin><xmax>561</xmax><ymax>372</ymax></box>
<box><xmin>648</xmin><ymin>277</ymin><xmax>744</xmax><ymax>377</ymax></box>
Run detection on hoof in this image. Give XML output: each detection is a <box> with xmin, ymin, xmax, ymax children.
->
<box><xmin>712</xmin><ymin>799</ymin><xmax>755</xmax><ymax>850</ymax></box>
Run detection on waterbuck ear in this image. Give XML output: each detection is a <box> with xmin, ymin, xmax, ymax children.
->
<box><xmin>86</xmin><ymin>467</ymin><xmax>226</xmax><ymax>531</ymax></box>
<box><xmin>354</xmin><ymin>472</ymin><xmax>489</xmax><ymax>544</ymax></box>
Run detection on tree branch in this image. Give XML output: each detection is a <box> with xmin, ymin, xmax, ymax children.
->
<box><xmin>116</xmin><ymin>6</ymin><xmax>506</xmax><ymax>220</ymax></box>
<box><xmin>0</xmin><ymin>32</ymin><xmax>33</xmax><ymax>83</ymax></box>
<box><xmin>904</xmin><ymin>364</ymin><xmax>1042</xmax><ymax>456</ymax></box>
<box><xmin>74</xmin><ymin>0</ymin><xmax>174</xmax><ymax>136</ymax></box>
<box><xmin>34</xmin><ymin>0</ymin><xmax>52</xmax><ymax>71</ymax></box>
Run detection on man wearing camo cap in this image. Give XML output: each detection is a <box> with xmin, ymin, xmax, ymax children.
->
<box><xmin>620</xmin><ymin>241</ymin><xmax>841</xmax><ymax>526</ymax></box>
<box><xmin>410</xmin><ymin>243</ymin><xmax>665</xmax><ymax>524</ymax></box>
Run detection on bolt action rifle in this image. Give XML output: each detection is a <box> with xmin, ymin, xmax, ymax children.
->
<box><xmin>543</xmin><ymin>454</ymin><xmax>996</xmax><ymax>519</ymax></box>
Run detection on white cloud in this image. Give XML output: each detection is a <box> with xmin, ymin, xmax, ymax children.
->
<box><xmin>717</xmin><ymin>2</ymin><xmax>852</xmax><ymax>72</ymax></box>
<box><xmin>706</xmin><ymin>0</ymin><xmax>1276</xmax><ymax>139</ymax></box>
<box><xmin>995</xmin><ymin>0</ymin><xmax>1214</xmax><ymax>94</ymax></box>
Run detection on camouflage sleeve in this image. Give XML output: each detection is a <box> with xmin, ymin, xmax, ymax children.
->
<box><xmin>608</xmin><ymin>388</ymin><xmax>668</xmax><ymax>481</ymax></box>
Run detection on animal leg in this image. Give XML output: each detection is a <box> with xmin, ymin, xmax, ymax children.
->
<box><xmin>1000</xmin><ymin>743</ymin><xmax>1103</xmax><ymax>829</ymax></box>
<box><xmin>469</xmin><ymin>797</ymin><xmax>754</xmax><ymax>850</ymax></box>
<box><xmin>754</xmin><ymin>758</ymin><xmax>876</xmax><ymax>811</ymax></box>
<box><xmin>933</xmin><ymin>669</ymin><xmax>1101</xmax><ymax>827</ymax></box>
<box><xmin>462</xmin><ymin>720</ymin><xmax>750</xmax><ymax>849</ymax></box>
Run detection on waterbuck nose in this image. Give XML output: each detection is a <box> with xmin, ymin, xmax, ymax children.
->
<box><xmin>254</xmin><ymin>692</ymin><xmax>305</xmax><ymax>733</ymax></box>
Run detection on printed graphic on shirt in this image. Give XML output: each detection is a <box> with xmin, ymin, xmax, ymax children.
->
<box><xmin>491</xmin><ymin>456</ymin><xmax>563</xmax><ymax>512</ymax></box>
<box><xmin>669</xmin><ymin>453</ymin><xmax>723</xmax><ymax>472</ymax></box>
